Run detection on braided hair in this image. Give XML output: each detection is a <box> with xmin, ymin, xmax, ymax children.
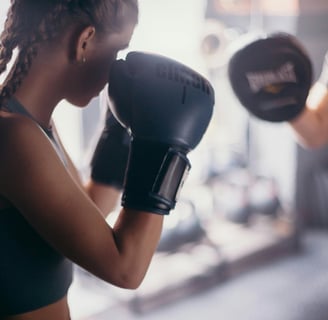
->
<box><xmin>0</xmin><ymin>0</ymin><xmax>138</xmax><ymax>106</ymax></box>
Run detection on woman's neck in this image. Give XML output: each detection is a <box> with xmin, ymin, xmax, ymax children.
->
<box><xmin>13</xmin><ymin>59</ymin><xmax>65</xmax><ymax>129</ymax></box>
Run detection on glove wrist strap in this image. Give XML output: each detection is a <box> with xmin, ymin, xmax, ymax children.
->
<box><xmin>122</xmin><ymin>140</ymin><xmax>191</xmax><ymax>215</ymax></box>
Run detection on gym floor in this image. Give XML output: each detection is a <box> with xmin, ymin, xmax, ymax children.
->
<box><xmin>70</xmin><ymin>229</ymin><xmax>328</xmax><ymax>320</ymax></box>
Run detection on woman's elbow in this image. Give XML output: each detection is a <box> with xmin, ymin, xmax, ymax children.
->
<box><xmin>101</xmin><ymin>266</ymin><xmax>146</xmax><ymax>290</ymax></box>
<box><xmin>113</xmin><ymin>273</ymin><xmax>144</xmax><ymax>290</ymax></box>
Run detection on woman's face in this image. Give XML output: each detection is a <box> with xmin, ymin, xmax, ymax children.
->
<box><xmin>66</xmin><ymin>21</ymin><xmax>136</xmax><ymax>107</ymax></box>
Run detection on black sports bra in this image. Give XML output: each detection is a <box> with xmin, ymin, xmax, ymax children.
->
<box><xmin>0</xmin><ymin>98</ymin><xmax>73</xmax><ymax>316</ymax></box>
<box><xmin>5</xmin><ymin>98</ymin><xmax>68</xmax><ymax>165</ymax></box>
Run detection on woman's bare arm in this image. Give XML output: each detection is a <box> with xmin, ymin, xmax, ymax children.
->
<box><xmin>0</xmin><ymin>115</ymin><xmax>163</xmax><ymax>289</ymax></box>
<box><xmin>52</xmin><ymin>120</ymin><xmax>122</xmax><ymax>217</ymax></box>
<box><xmin>290</xmin><ymin>82</ymin><xmax>328</xmax><ymax>149</ymax></box>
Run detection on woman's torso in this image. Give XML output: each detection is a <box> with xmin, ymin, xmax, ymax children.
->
<box><xmin>0</xmin><ymin>99</ymin><xmax>73</xmax><ymax>316</ymax></box>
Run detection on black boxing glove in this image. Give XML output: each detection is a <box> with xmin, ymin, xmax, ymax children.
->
<box><xmin>108</xmin><ymin>51</ymin><xmax>215</xmax><ymax>215</ymax></box>
<box><xmin>228</xmin><ymin>32</ymin><xmax>313</xmax><ymax>122</ymax></box>
<box><xmin>90</xmin><ymin>105</ymin><xmax>131</xmax><ymax>190</ymax></box>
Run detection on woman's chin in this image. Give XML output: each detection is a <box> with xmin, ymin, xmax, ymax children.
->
<box><xmin>67</xmin><ymin>96</ymin><xmax>95</xmax><ymax>108</ymax></box>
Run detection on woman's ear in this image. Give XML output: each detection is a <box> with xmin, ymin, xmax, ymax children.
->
<box><xmin>75</xmin><ymin>26</ymin><xmax>96</xmax><ymax>64</ymax></box>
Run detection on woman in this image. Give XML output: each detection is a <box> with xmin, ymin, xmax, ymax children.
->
<box><xmin>0</xmin><ymin>1</ymin><xmax>164</xmax><ymax>318</ymax></box>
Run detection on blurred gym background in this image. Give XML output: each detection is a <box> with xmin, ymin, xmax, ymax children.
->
<box><xmin>2</xmin><ymin>1</ymin><xmax>328</xmax><ymax>319</ymax></box>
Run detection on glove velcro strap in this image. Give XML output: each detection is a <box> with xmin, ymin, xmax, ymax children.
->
<box><xmin>122</xmin><ymin>144</ymin><xmax>191</xmax><ymax>215</ymax></box>
<box><xmin>150</xmin><ymin>149</ymin><xmax>190</xmax><ymax>210</ymax></box>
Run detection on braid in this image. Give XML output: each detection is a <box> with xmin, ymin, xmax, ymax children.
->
<box><xmin>0</xmin><ymin>45</ymin><xmax>38</xmax><ymax>105</ymax></box>
<box><xmin>0</xmin><ymin>1</ymin><xmax>73</xmax><ymax>106</ymax></box>
<box><xmin>0</xmin><ymin>1</ymin><xmax>18</xmax><ymax>76</ymax></box>
<box><xmin>0</xmin><ymin>0</ymin><xmax>139</xmax><ymax>107</ymax></box>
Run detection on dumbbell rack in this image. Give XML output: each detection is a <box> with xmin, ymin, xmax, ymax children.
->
<box><xmin>68</xmin><ymin>180</ymin><xmax>299</xmax><ymax>319</ymax></box>
<box><xmin>125</xmin><ymin>196</ymin><xmax>299</xmax><ymax>314</ymax></box>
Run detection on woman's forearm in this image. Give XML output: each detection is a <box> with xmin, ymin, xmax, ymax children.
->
<box><xmin>289</xmin><ymin>82</ymin><xmax>328</xmax><ymax>148</ymax></box>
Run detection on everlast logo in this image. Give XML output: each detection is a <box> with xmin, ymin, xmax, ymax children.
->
<box><xmin>246</xmin><ymin>62</ymin><xmax>297</xmax><ymax>93</ymax></box>
<box><xmin>156</xmin><ymin>62</ymin><xmax>211</xmax><ymax>95</ymax></box>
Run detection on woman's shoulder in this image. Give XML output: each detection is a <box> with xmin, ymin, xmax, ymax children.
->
<box><xmin>0</xmin><ymin>110</ymin><xmax>54</xmax><ymax>167</ymax></box>
<box><xmin>0</xmin><ymin>109</ymin><xmax>46</xmax><ymax>142</ymax></box>
<box><xmin>0</xmin><ymin>108</ymin><xmax>31</xmax><ymax>128</ymax></box>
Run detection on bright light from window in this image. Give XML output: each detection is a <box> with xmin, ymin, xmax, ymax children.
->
<box><xmin>127</xmin><ymin>0</ymin><xmax>207</xmax><ymax>73</ymax></box>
